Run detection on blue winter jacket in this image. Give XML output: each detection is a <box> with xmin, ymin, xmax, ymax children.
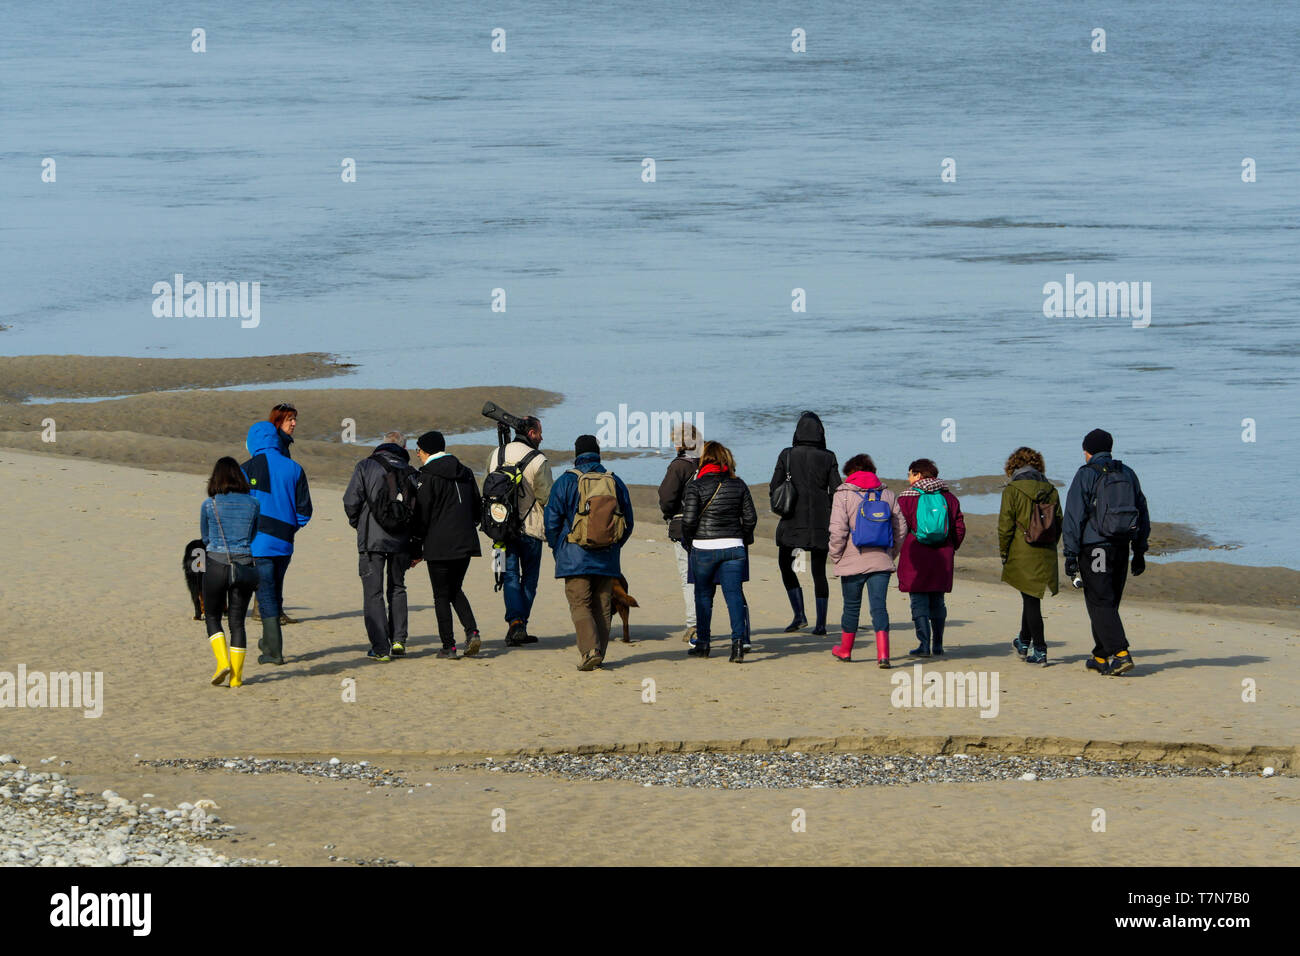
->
<box><xmin>241</xmin><ymin>421</ymin><xmax>312</xmax><ymax>557</ymax></box>
<box><xmin>200</xmin><ymin>492</ymin><xmax>260</xmax><ymax>556</ymax></box>
<box><xmin>544</xmin><ymin>453</ymin><xmax>634</xmax><ymax>578</ymax></box>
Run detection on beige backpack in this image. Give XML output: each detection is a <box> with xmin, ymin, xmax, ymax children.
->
<box><xmin>566</xmin><ymin>469</ymin><xmax>626</xmax><ymax>548</ymax></box>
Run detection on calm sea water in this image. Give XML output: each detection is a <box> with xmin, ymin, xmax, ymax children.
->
<box><xmin>2</xmin><ymin>2</ymin><xmax>1297</xmax><ymax>566</ymax></box>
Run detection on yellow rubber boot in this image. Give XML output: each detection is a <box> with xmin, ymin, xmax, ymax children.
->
<box><xmin>209</xmin><ymin>633</ymin><xmax>232</xmax><ymax>686</ymax></box>
<box><xmin>228</xmin><ymin>647</ymin><xmax>246</xmax><ymax>688</ymax></box>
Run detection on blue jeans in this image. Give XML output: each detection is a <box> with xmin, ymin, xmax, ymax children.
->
<box><xmin>909</xmin><ymin>591</ymin><xmax>946</xmax><ymax>643</ymax></box>
<box><xmin>841</xmin><ymin>571</ymin><xmax>891</xmax><ymax>634</ymax></box>
<box><xmin>503</xmin><ymin>536</ymin><xmax>543</xmax><ymax>624</ymax></box>
<box><xmin>255</xmin><ymin>554</ymin><xmax>292</xmax><ymax>617</ymax></box>
<box><xmin>692</xmin><ymin>546</ymin><xmax>747</xmax><ymax>644</ymax></box>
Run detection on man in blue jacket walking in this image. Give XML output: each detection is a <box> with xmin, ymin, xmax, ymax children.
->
<box><xmin>242</xmin><ymin>420</ymin><xmax>313</xmax><ymax>664</ymax></box>
<box><xmin>544</xmin><ymin>435</ymin><xmax>634</xmax><ymax>671</ymax></box>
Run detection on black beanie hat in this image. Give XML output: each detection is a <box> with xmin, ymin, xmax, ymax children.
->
<box><xmin>1082</xmin><ymin>428</ymin><xmax>1113</xmax><ymax>455</ymax></box>
<box><xmin>575</xmin><ymin>434</ymin><xmax>601</xmax><ymax>458</ymax></box>
<box><xmin>417</xmin><ymin>430</ymin><xmax>445</xmax><ymax>454</ymax></box>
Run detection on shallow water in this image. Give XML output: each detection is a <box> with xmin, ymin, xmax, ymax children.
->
<box><xmin>2</xmin><ymin>1</ymin><xmax>1296</xmax><ymax>565</ymax></box>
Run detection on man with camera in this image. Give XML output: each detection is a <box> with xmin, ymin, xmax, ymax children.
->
<box><xmin>1062</xmin><ymin>428</ymin><xmax>1151</xmax><ymax>676</ymax></box>
<box><xmin>483</xmin><ymin>408</ymin><xmax>553</xmax><ymax>647</ymax></box>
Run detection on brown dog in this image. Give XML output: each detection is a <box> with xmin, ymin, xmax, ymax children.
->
<box><xmin>611</xmin><ymin>575</ymin><xmax>639</xmax><ymax>643</ymax></box>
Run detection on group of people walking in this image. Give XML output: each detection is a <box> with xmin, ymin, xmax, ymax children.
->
<box><xmin>196</xmin><ymin>404</ymin><xmax>1151</xmax><ymax>686</ymax></box>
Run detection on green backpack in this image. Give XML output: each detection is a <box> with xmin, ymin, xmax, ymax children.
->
<box><xmin>913</xmin><ymin>488</ymin><xmax>950</xmax><ymax>546</ymax></box>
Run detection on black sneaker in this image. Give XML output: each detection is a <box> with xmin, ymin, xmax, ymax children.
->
<box><xmin>1085</xmin><ymin>656</ymin><xmax>1108</xmax><ymax>674</ymax></box>
<box><xmin>518</xmin><ymin>632</ymin><xmax>539</xmax><ymax>645</ymax></box>
<box><xmin>1025</xmin><ymin>647</ymin><xmax>1047</xmax><ymax>665</ymax></box>
<box><xmin>1104</xmin><ymin>653</ymin><xmax>1134</xmax><ymax>676</ymax></box>
<box><xmin>390</xmin><ymin>641</ymin><xmax>406</xmax><ymax>657</ymax></box>
<box><xmin>505</xmin><ymin>622</ymin><xmax>526</xmax><ymax>647</ymax></box>
<box><xmin>463</xmin><ymin>630</ymin><xmax>481</xmax><ymax>657</ymax></box>
<box><xmin>436</xmin><ymin>645</ymin><xmax>458</xmax><ymax>659</ymax></box>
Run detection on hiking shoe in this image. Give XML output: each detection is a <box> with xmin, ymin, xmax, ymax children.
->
<box><xmin>681</xmin><ymin>626</ymin><xmax>697</xmax><ymax>644</ymax></box>
<box><xmin>1104</xmin><ymin>653</ymin><xmax>1134</xmax><ymax>676</ymax></box>
<box><xmin>1012</xmin><ymin>636</ymin><xmax>1030</xmax><ymax>659</ymax></box>
<box><xmin>436</xmin><ymin>645</ymin><xmax>459</xmax><ymax>660</ymax></box>
<box><xmin>1085</xmin><ymin>656</ymin><xmax>1109</xmax><ymax>674</ymax></box>
<box><xmin>505</xmin><ymin>622</ymin><xmax>526</xmax><ymax>647</ymax></box>
<box><xmin>1025</xmin><ymin>647</ymin><xmax>1048</xmax><ymax>665</ymax></box>
<box><xmin>366</xmin><ymin>649</ymin><xmax>392</xmax><ymax>662</ymax></box>
<box><xmin>390</xmin><ymin>642</ymin><xmax>406</xmax><ymax>657</ymax></box>
<box><xmin>577</xmin><ymin>652</ymin><xmax>603</xmax><ymax>671</ymax></box>
<box><xmin>463</xmin><ymin>630</ymin><xmax>481</xmax><ymax>657</ymax></box>
<box><xmin>518</xmin><ymin>630</ymin><xmax>539</xmax><ymax>645</ymax></box>
<box><xmin>279</xmin><ymin>613</ymin><xmax>297</xmax><ymax>625</ymax></box>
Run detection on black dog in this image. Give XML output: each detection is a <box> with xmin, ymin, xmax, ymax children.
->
<box><xmin>183</xmin><ymin>539</ymin><xmax>205</xmax><ymax>620</ymax></box>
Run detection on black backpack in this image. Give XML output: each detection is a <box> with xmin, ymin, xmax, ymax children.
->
<box><xmin>481</xmin><ymin>447</ymin><xmax>541</xmax><ymax>543</ymax></box>
<box><xmin>369</xmin><ymin>457</ymin><xmax>418</xmax><ymax>535</ymax></box>
<box><xmin>1088</xmin><ymin>459</ymin><xmax>1140</xmax><ymax>541</ymax></box>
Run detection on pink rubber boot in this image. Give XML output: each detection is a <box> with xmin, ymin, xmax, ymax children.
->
<box><xmin>832</xmin><ymin>631</ymin><xmax>856</xmax><ymax>661</ymax></box>
<box><xmin>876</xmin><ymin>630</ymin><xmax>891</xmax><ymax>669</ymax></box>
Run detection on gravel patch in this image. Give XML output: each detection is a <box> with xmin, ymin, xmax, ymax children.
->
<box><xmin>442</xmin><ymin>752</ymin><xmax>1266</xmax><ymax>789</ymax></box>
<box><xmin>0</xmin><ymin>754</ymin><xmax>268</xmax><ymax>867</ymax></box>
<box><xmin>141</xmin><ymin>756</ymin><xmax>414</xmax><ymax>788</ymax></box>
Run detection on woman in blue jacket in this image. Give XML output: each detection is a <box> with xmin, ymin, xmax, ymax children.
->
<box><xmin>242</xmin><ymin>420</ymin><xmax>312</xmax><ymax>664</ymax></box>
<box><xmin>200</xmin><ymin>457</ymin><xmax>260</xmax><ymax>687</ymax></box>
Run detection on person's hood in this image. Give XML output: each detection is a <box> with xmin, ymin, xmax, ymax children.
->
<box><xmin>1009</xmin><ymin>467</ymin><xmax>1053</xmax><ymax>499</ymax></box>
<box><xmin>246</xmin><ymin>421</ymin><xmax>285</xmax><ymax>457</ymax></box>
<box><xmin>793</xmin><ymin>411</ymin><xmax>826</xmax><ymax>449</ymax></box>
<box><xmin>372</xmin><ymin>442</ymin><xmax>410</xmax><ymax>465</ymax></box>
<box><xmin>575</xmin><ymin>452</ymin><xmax>605</xmax><ymax>473</ymax></box>
<box><xmin>842</xmin><ymin>470</ymin><xmax>882</xmax><ymax>491</ymax></box>
<box><xmin>676</xmin><ymin>451</ymin><xmax>700</xmax><ymax>463</ymax></box>
<box><xmin>421</xmin><ymin>453</ymin><xmax>472</xmax><ymax>482</ymax></box>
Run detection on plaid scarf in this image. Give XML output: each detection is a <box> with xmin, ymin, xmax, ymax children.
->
<box><xmin>899</xmin><ymin>477</ymin><xmax>948</xmax><ymax>497</ymax></box>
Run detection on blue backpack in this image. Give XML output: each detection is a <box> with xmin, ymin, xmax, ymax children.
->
<box><xmin>851</xmin><ymin>489</ymin><xmax>894</xmax><ymax>549</ymax></box>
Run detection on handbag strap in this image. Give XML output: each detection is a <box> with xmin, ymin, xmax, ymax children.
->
<box><xmin>209</xmin><ymin>497</ymin><xmax>232</xmax><ymax>553</ymax></box>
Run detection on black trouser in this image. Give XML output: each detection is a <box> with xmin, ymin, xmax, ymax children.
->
<box><xmin>778</xmin><ymin>545</ymin><xmax>829</xmax><ymax>599</ymax></box>
<box><xmin>1079</xmin><ymin>541</ymin><xmax>1130</xmax><ymax>657</ymax></box>
<box><xmin>204</xmin><ymin>560</ymin><xmax>255</xmax><ymax>649</ymax></box>
<box><xmin>427</xmin><ymin>557</ymin><xmax>477</xmax><ymax>648</ymax></box>
<box><xmin>1020</xmin><ymin>592</ymin><xmax>1045</xmax><ymax>652</ymax></box>
<box><xmin>360</xmin><ymin>551</ymin><xmax>409</xmax><ymax>655</ymax></box>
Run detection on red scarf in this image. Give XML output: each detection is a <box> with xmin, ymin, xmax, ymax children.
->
<box><xmin>697</xmin><ymin>463</ymin><xmax>728</xmax><ymax>478</ymax></box>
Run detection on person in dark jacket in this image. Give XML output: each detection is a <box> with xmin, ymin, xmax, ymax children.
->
<box><xmin>200</xmin><ymin>457</ymin><xmax>260</xmax><ymax>688</ymax></box>
<box><xmin>681</xmin><ymin>441</ymin><xmax>758</xmax><ymax>662</ymax></box>
<box><xmin>770</xmin><ymin>411</ymin><xmax>839</xmax><ymax>635</ymax></box>
<box><xmin>658</xmin><ymin>422</ymin><xmax>703</xmax><ymax>643</ymax></box>
<box><xmin>342</xmin><ymin>431</ymin><xmax>420</xmax><ymax>661</ymax></box>
<box><xmin>543</xmin><ymin>436</ymin><xmax>635</xmax><ymax>671</ymax></box>
<box><xmin>1062</xmin><ymin>429</ymin><xmax>1150</xmax><ymax>676</ymax></box>
<box><xmin>896</xmin><ymin>458</ymin><xmax>966</xmax><ymax>660</ymax></box>
<box><xmin>410</xmin><ymin>430</ymin><xmax>483</xmax><ymax>659</ymax></box>
<box><xmin>242</xmin><ymin>420</ymin><xmax>312</xmax><ymax>664</ymax></box>
<box><xmin>998</xmin><ymin>447</ymin><xmax>1062</xmax><ymax>665</ymax></box>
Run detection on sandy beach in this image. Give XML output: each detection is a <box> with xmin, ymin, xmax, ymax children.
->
<box><xmin>1</xmin><ymin>410</ymin><xmax>1296</xmax><ymax>864</ymax></box>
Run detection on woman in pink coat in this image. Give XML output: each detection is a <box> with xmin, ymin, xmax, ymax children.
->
<box><xmin>895</xmin><ymin>458</ymin><xmax>966</xmax><ymax>657</ymax></box>
<box><xmin>827</xmin><ymin>455</ymin><xmax>908</xmax><ymax>667</ymax></box>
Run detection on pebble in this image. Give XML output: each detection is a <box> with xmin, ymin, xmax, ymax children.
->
<box><xmin>439</xmin><ymin>752</ymin><xmax>1263</xmax><ymax>790</ymax></box>
<box><xmin>0</xmin><ymin>755</ymin><xmax>269</xmax><ymax>868</ymax></box>
<box><xmin>1263</xmin><ymin>767</ymin><xmax>1275</xmax><ymax>777</ymax></box>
